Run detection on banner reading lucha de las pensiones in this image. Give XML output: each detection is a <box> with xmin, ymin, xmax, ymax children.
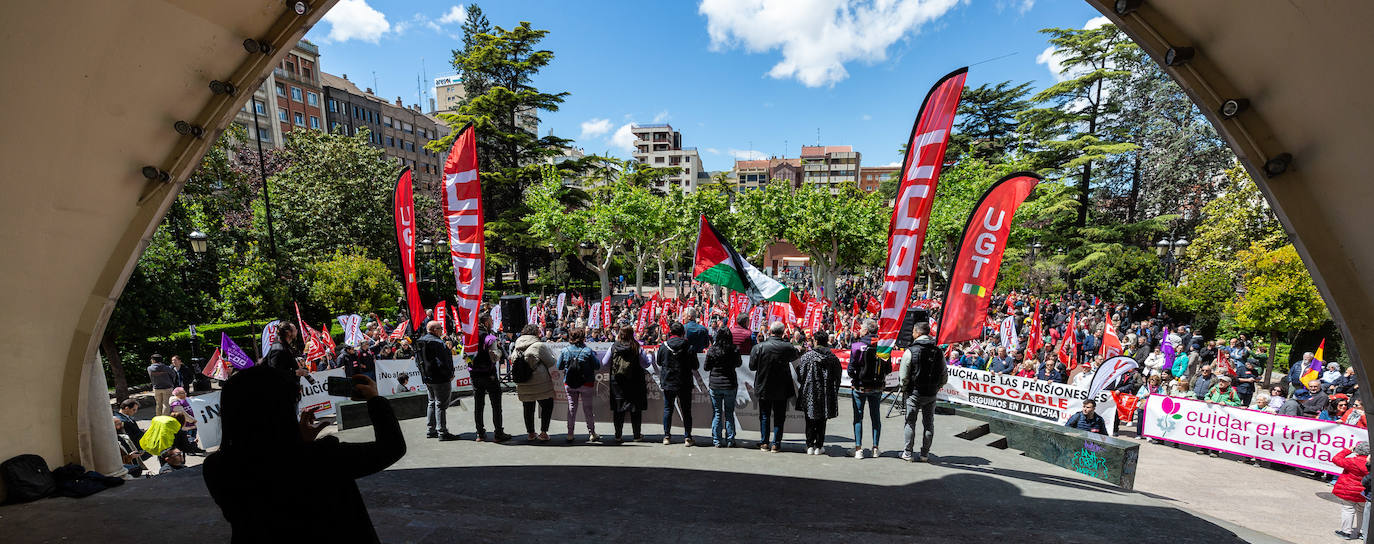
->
<box><xmin>938</xmin><ymin>366</ymin><xmax>1117</xmax><ymax>434</ymax></box>
<box><xmin>1141</xmin><ymin>395</ymin><xmax>1365</xmax><ymax>474</ymax></box>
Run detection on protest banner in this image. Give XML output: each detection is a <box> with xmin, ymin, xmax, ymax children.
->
<box><xmin>187</xmin><ymin>391</ymin><xmax>222</xmax><ymax>450</ymax></box>
<box><xmin>298</xmin><ymin>368</ymin><xmax>347</xmax><ymax>416</ymax></box>
<box><xmin>375</xmin><ymin>359</ymin><xmax>474</xmax><ymax>396</ymax></box>
<box><xmin>1141</xmin><ymin>395</ymin><xmax>1365</xmax><ymax>474</ymax></box>
<box><xmin>938</xmin><ymin>365</ymin><xmax>1117</xmax><ymax>434</ymax></box>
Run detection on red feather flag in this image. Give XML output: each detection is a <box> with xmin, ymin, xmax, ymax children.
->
<box><xmin>392</xmin><ymin>168</ymin><xmax>424</xmax><ymax>331</ymax></box>
<box><xmin>442</xmin><ymin>124</ymin><xmax>486</xmax><ymax>354</ymax></box>
<box><xmin>877</xmin><ymin>67</ymin><xmax>969</xmax><ymax>358</ymax></box>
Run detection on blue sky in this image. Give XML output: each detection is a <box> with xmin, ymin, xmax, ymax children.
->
<box><xmin>307</xmin><ymin>0</ymin><xmax>1106</xmax><ymax>171</ymax></box>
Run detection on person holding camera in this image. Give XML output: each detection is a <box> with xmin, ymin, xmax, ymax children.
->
<box><xmin>203</xmin><ymin>366</ymin><xmax>405</xmax><ymax>543</ymax></box>
<box><xmin>418</xmin><ymin>320</ymin><xmax>459</xmax><ymax>441</ymax></box>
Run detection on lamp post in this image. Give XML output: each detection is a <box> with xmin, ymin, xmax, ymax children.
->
<box><xmin>1156</xmin><ymin>236</ymin><xmax>1189</xmax><ymax>283</ymax></box>
<box><xmin>187</xmin><ymin>230</ymin><xmax>208</xmax><ymax>368</ymax></box>
<box><xmin>419</xmin><ymin>238</ymin><xmax>434</xmax><ymax>303</ymax></box>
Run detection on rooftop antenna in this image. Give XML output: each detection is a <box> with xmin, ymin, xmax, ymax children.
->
<box><xmin>372</xmin><ymin>71</ymin><xmax>379</xmax><ymax>96</ymax></box>
<box><xmin>816</xmin><ymin>128</ymin><xmax>820</xmax><ymax>146</ymax></box>
<box><xmin>784</xmin><ymin>139</ymin><xmax>788</xmax><ymax>158</ymax></box>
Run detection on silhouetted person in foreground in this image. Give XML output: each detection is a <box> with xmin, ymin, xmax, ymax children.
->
<box><xmin>202</xmin><ymin>365</ymin><xmax>405</xmax><ymax>543</ymax></box>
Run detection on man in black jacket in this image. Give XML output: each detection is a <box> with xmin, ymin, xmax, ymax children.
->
<box><xmin>658</xmin><ymin>322</ymin><xmax>699</xmax><ymax>446</ymax></box>
<box><xmin>748</xmin><ymin>322</ymin><xmax>799</xmax><ymax>453</ymax></box>
<box><xmin>263</xmin><ymin>322</ymin><xmax>308</xmax><ymax>382</ymax></box>
<box><xmin>899</xmin><ymin>322</ymin><xmax>943</xmax><ymax>462</ymax></box>
<box><xmin>417</xmin><ymin>321</ymin><xmax>458</xmax><ymax>441</ymax></box>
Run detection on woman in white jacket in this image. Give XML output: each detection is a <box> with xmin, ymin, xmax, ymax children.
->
<box><xmin>512</xmin><ymin>324</ymin><xmax>557</xmax><ymax>441</ymax></box>
<box><xmin>1143</xmin><ymin>349</ymin><xmax>1166</xmax><ymax>377</ymax></box>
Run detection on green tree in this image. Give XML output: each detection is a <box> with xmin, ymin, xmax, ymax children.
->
<box><xmin>457</xmin><ymin>4</ymin><xmax>492</xmax><ymax>99</ymax></box>
<box><xmin>732</xmin><ymin>179</ymin><xmax>793</xmax><ymax>261</ymax></box>
<box><xmin>305</xmin><ymin>250</ymin><xmax>402</xmax><ymax>316</ymax></box>
<box><xmin>785</xmin><ymin>183</ymin><xmax>887</xmax><ymax>298</ymax></box>
<box><xmin>524</xmin><ymin>171</ymin><xmax>631</xmax><ymax>298</ymax></box>
<box><xmin>1019</xmin><ymin>23</ymin><xmax>1135</xmax><ymax>228</ymax></box>
<box><xmin>431</xmin><ymin>21</ymin><xmax>572</xmax><ymax>291</ymax></box>
<box><xmin>951</xmin><ymin>80</ymin><xmax>1034</xmax><ymax>161</ymax></box>
<box><xmin>1230</xmin><ymin>244</ymin><xmax>1329</xmax><ymax>386</ymax></box>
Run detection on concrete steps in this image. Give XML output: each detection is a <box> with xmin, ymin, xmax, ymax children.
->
<box><xmin>955</xmin><ymin>422</ymin><xmax>1011</xmax><ymax>450</ymax></box>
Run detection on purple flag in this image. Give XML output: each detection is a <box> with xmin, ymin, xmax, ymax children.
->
<box><xmin>1161</xmin><ymin>340</ymin><xmax>1176</xmax><ymax>372</ymax></box>
<box><xmin>220</xmin><ymin>333</ymin><xmax>255</xmax><ymax>369</ymax></box>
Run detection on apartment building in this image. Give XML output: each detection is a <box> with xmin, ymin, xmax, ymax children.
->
<box><xmin>230</xmin><ymin>41</ymin><xmax>323</xmax><ymax>147</ymax></box>
<box><xmin>322</xmin><ymin>73</ymin><xmax>452</xmax><ymax>191</ymax></box>
<box><xmin>630</xmin><ymin>123</ymin><xmax>705</xmax><ymax>192</ymax></box>
<box><xmin>858</xmin><ymin>165</ymin><xmax>897</xmax><ymax>193</ymax></box>
<box><xmin>733</xmin><ymin>158</ymin><xmax>803</xmax><ymax>191</ymax></box>
<box><xmin>800</xmin><ymin>145</ymin><xmax>861</xmax><ymax>193</ymax></box>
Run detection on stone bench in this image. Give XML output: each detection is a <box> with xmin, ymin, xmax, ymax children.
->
<box><xmin>941</xmin><ymin>401</ymin><xmax>1140</xmax><ymax>489</ymax></box>
<box><xmin>337</xmin><ymin>392</ymin><xmax>432</xmax><ymax>430</ymax></box>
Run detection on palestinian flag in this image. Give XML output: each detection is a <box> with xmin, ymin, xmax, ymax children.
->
<box><xmin>693</xmin><ymin>215</ymin><xmax>790</xmax><ymax>303</ymax></box>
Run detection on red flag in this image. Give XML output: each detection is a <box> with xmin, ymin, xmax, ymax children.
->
<box><xmin>434</xmin><ymin>301</ymin><xmax>448</xmax><ymax>334</ymax></box>
<box><xmin>389</xmin><ymin>321</ymin><xmax>409</xmax><ymax>340</ymax></box>
<box><xmin>1057</xmin><ymin>312</ymin><xmax>1078</xmax><ymax>369</ymax></box>
<box><xmin>1026</xmin><ymin>299</ymin><xmax>1043</xmax><ymax>356</ymax></box>
<box><xmin>935</xmin><ymin>173</ymin><xmax>1041</xmax><ymax>344</ymax></box>
<box><xmin>601</xmin><ymin>296</ymin><xmax>612</xmax><ymax>329</ymax></box>
<box><xmin>392</xmin><ymin>168</ymin><xmax>424</xmax><ymax>332</ymax></box>
<box><xmin>442</xmin><ymin>123</ymin><xmax>486</xmax><ymax>354</ymax></box>
<box><xmin>878</xmin><ymin>67</ymin><xmax>969</xmax><ymax>358</ymax></box>
<box><xmin>635</xmin><ymin>304</ymin><xmax>650</xmax><ymax>338</ymax></box>
<box><xmin>865</xmin><ymin>296</ymin><xmax>881</xmax><ymax>315</ymax></box>
<box><xmin>1101</xmin><ymin>312</ymin><xmax>1122</xmax><ymax>359</ymax></box>
<box><xmin>852</xmin><ymin>297</ymin><xmax>859</xmax><ymax>316</ymax></box>
<box><xmin>789</xmin><ymin>291</ymin><xmax>806</xmax><ymax>324</ymax></box>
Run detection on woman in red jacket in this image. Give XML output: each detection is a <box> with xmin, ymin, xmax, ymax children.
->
<box><xmin>1332</xmin><ymin>441</ymin><xmax>1370</xmax><ymax>540</ymax></box>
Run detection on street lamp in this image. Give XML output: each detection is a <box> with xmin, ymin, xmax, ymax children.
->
<box><xmin>1156</xmin><ymin>236</ymin><xmax>1189</xmax><ymax>281</ymax></box>
<box><xmin>1029</xmin><ymin>240</ymin><xmax>1043</xmax><ymax>260</ymax></box>
<box><xmin>189</xmin><ymin>230</ymin><xmax>208</xmax><ymax>254</ymax></box>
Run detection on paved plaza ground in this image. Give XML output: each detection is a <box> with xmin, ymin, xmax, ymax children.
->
<box><xmin>0</xmin><ymin>393</ymin><xmax>1354</xmax><ymax>543</ymax></box>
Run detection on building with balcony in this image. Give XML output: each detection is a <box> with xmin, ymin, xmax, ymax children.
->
<box><xmin>629</xmin><ymin>123</ymin><xmax>705</xmax><ymax>192</ymax></box>
<box><xmin>322</xmin><ymin>72</ymin><xmax>452</xmax><ymax>192</ymax></box>
<box><xmin>271</xmin><ymin>41</ymin><xmax>325</xmax><ymax>138</ymax></box>
<box><xmin>801</xmin><ymin>145</ymin><xmax>861</xmax><ymax>193</ymax></box>
<box><xmin>733</xmin><ymin>158</ymin><xmax>803</xmax><ymax>191</ymax></box>
<box><xmin>858</xmin><ymin>165</ymin><xmax>897</xmax><ymax>193</ymax></box>
<box><xmin>433</xmin><ymin>73</ymin><xmax>464</xmax><ymax>114</ymax></box>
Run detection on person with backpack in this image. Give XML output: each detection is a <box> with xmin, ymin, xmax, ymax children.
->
<box><xmin>417</xmin><ymin>321</ymin><xmax>459</xmax><ymax>441</ymax></box>
<box><xmin>657</xmin><ymin>322</ymin><xmax>700</xmax><ymax>446</ymax></box>
<box><xmin>512</xmin><ymin>324</ymin><xmax>556</xmax><ymax>441</ymax></box>
<box><xmin>557</xmin><ymin>327</ymin><xmax>601</xmax><ymax>443</ymax></box>
<box><xmin>749</xmin><ymin>322</ymin><xmax>800</xmax><ymax>453</ymax></box>
<box><xmin>604</xmin><ymin>325</ymin><xmax>651</xmax><ymax>442</ymax></box>
<box><xmin>469</xmin><ymin>314</ymin><xmax>511</xmax><ymax>443</ymax></box>
<box><xmin>796</xmin><ymin>330</ymin><xmax>842</xmax><ymax>456</ymax></box>
<box><xmin>899</xmin><ymin>322</ymin><xmax>944</xmax><ymax>462</ymax></box>
<box><xmin>703</xmin><ymin>326</ymin><xmax>743</xmax><ymax>448</ymax></box>
<box><xmin>848</xmin><ymin>319</ymin><xmax>891</xmax><ymax>459</ymax></box>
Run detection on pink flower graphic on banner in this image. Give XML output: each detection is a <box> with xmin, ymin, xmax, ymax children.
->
<box><xmin>1161</xmin><ymin>397</ymin><xmax>1182</xmax><ymax>418</ymax></box>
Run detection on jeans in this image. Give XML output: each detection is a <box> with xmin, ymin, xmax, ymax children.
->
<box><xmin>662</xmin><ymin>389</ymin><xmax>693</xmax><ymax>439</ymax></box>
<box><xmin>804</xmin><ymin>417</ymin><xmax>827</xmax><ymax>449</ymax></box>
<box><xmin>852</xmin><ymin>389</ymin><xmax>883</xmax><ymax>448</ymax></box>
<box><xmin>709</xmin><ymin>388</ymin><xmax>737</xmax><ymax>445</ymax></box>
<box><xmin>1342</xmin><ymin>499</ymin><xmax>1365</xmax><ymax>535</ymax></box>
<box><xmin>523</xmin><ymin>398</ymin><xmax>553</xmax><ymax>434</ymax></box>
<box><xmin>903</xmin><ymin>395</ymin><xmax>936</xmax><ymax>455</ymax></box>
<box><xmin>758</xmin><ymin>399</ymin><xmax>789</xmax><ymax>447</ymax></box>
<box><xmin>565</xmin><ymin>384</ymin><xmax>596</xmax><ymax>435</ymax></box>
<box><xmin>472</xmin><ymin>375</ymin><xmax>504</xmax><ymax>435</ymax></box>
<box><xmin>425</xmin><ymin>381</ymin><xmax>452</xmax><ymax>433</ymax></box>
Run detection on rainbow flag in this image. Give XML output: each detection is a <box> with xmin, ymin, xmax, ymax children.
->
<box><xmin>1300</xmin><ymin>339</ymin><xmax>1326</xmax><ymax>386</ymax></box>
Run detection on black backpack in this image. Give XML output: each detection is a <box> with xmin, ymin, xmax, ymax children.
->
<box><xmin>511</xmin><ymin>345</ymin><xmax>535</xmax><ymax>383</ymax></box>
<box><xmin>2</xmin><ymin>454</ymin><xmax>55</xmax><ymax>503</ymax></box>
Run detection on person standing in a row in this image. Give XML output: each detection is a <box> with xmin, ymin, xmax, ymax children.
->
<box><xmin>750</xmin><ymin>322</ymin><xmax>798</xmax><ymax>453</ymax></box>
<box><xmin>606</xmin><ymin>326</ymin><xmax>650</xmax><ymax>442</ymax></box>
<box><xmin>796</xmin><ymin>331</ymin><xmax>841</xmax><ymax>455</ymax></box>
<box><xmin>703</xmin><ymin>327</ymin><xmax>742</xmax><ymax>448</ymax></box>
<box><xmin>658</xmin><ymin>323</ymin><xmax>699</xmax><ymax>446</ymax></box>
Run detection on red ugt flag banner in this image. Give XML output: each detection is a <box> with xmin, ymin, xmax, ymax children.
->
<box><xmin>393</xmin><ymin>168</ymin><xmax>424</xmax><ymax>332</ymax></box>
<box><xmin>878</xmin><ymin>67</ymin><xmax>968</xmax><ymax>358</ymax></box>
<box><xmin>936</xmin><ymin>173</ymin><xmax>1041</xmax><ymax>344</ymax></box>
<box><xmin>442</xmin><ymin>123</ymin><xmax>486</xmax><ymax>354</ymax></box>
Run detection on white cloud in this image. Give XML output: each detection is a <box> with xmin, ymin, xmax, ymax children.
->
<box><xmin>705</xmin><ymin>148</ymin><xmax>721</xmax><ymax>155</ymax></box>
<box><xmin>861</xmin><ymin>114</ymin><xmax>872</xmax><ymax>121</ymax></box>
<box><xmin>700</xmin><ymin>0</ymin><xmax>963</xmax><ymax>87</ymax></box>
<box><xmin>729</xmin><ymin>149</ymin><xmax>766</xmax><ymax>160</ymax></box>
<box><xmin>321</xmin><ymin>0</ymin><xmax>391</xmax><ymax>43</ymax></box>
<box><xmin>884</xmin><ymin>161</ymin><xmax>901</xmax><ymax>167</ymax></box>
<box><xmin>1036</xmin><ymin>16</ymin><xmax>1114</xmax><ymax>82</ymax></box>
<box><xmin>580</xmin><ymin>118</ymin><xmax>613</xmax><ymax>139</ymax></box>
<box><xmin>653</xmin><ymin>110</ymin><xmax>671</xmax><ymax>123</ymax></box>
<box><xmin>610</xmin><ymin>123</ymin><xmax>637</xmax><ymax>152</ymax></box>
<box><xmin>996</xmin><ymin>0</ymin><xmax>1034</xmax><ymax>14</ymax></box>
<box><xmin>438</xmin><ymin>5</ymin><xmax>467</xmax><ymax>25</ymax></box>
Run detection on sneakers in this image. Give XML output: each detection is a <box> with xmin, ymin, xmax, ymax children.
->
<box><xmin>684</xmin><ymin>437</ymin><xmax>696</xmax><ymax>447</ymax></box>
<box><xmin>538</xmin><ymin>432</ymin><xmax>550</xmax><ymax>441</ymax></box>
<box><xmin>915</xmin><ymin>452</ymin><xmax>929</xmax><ymax>463</ymax></box>
<box><xmin>438</xmin><ymin>432</ymin><xmax>459</xmax><ymax>442</ymax></box>
<box><xmin>633</xmin><ymin>434</ymin><xmax>644</xmax><ymax>442</ymax></box>
<box><xmin>426</xmin><ymin>430</ymin><xmax>439</xmax><ymax>439</ymax></box>
<box><xmin>771</xmin><ymin>444</ymin><xmax>781</xmax><ymax>453</ymax></box>
<box><xmin>871</xmin><ymin>446</ymin><xmax>880</xmax><ymax>459</ymax></box>
<box><xmin>474</xmin><ymin>432</ymin><xmax>487</xmax><ymax>443</ymax></box>
<box><xmin>494</xmin><ymin>432</ymin><xmax>512</xmax><ymax>443</ymax></box>
<box><xmin>1335</xmin><ymin>530</ymin><xmax>1362</xmax><ymax>540</ymax></box>
<box><xmin>726</xmin><ymin>441</ymin><xmax>736</xmax><ymax>448</ymax></box>
<box><xmin>589</xmin><ymin>433</ymin><xmax>601</xmax><ymax>442</ymax></box>
<box><xmin>566</xmin><ymin>433</ymin><xmax>575</xmax><ymax>443</ymax></box>
<box><xmin>854</xmin><ymin>448</ymin><xmax>865</xmax><ymax>459</ymax></box>
<box><xmin>901</xmin><ymin>451</ymin><xmax>914</xmax><ymax>462</ymax></box>
<box><xmin>664</xmin><ymin>436</ymin><xmax>673</xmax><ymax>445</ymax></box>
<box><xmin>759</xmin><ymin>443</ymin><xmax>771</xmax><ymax>451</ymax></box>
<box><xmin>526</xmin><ymin>432</ymin><xmax>537</xmax><ymax>441</ymax></box>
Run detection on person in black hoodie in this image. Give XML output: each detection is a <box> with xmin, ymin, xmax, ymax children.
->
<box><xmin>417</xmin><ymin>321</ymin><xmax>458</xmax><ymax>441</ymax></box>
<box><xmin>796</xmin><ymin>331</ymin><xmax>842</xmax><ymax>455</ymax></box>
<box><xmin>703</xmin><ymin>327</ymin><xmax>743</xmax><ymax>448</ymax></box>
<box><xmin>749</xmin><ymin>322</ymin><xmax>799</xmax><ymax>453</ymax></box>
<box><xmin>203</xmin><ymin>365</ymin><xmax>404</xmax><ymax>543</ymax></box>
<box><xmin>899</xmin><ymin>322</ymin><xmax>944</xmax><ymax>462</ymax></box>
<box><xmin>657</xmin><ymin>322</ymin><xmax>699</xmax><ymax>446</ymax></box>
<box><xmin>605</xmin><ymin>326</ymin><xmax>650</xmax><ymax>442</ymax></box>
